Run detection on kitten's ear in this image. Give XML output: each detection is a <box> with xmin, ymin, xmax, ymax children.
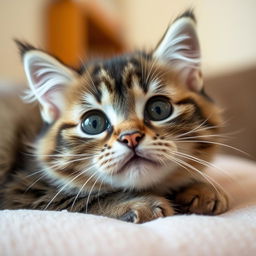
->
<box><xmin>15</xmin><ymin>40</ymin><xmax>78</xmax><ymax>123</ymax></box>
<box><xmin>153</xmin><ymin>10</ymin><xmax>202</xmax><ymax>92</ymax></box>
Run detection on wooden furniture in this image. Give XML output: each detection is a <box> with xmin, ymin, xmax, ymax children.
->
<box><xmin>45</xmin><ymin>0</ymin><xmax>125</xmax><ymax>68</ymax></box>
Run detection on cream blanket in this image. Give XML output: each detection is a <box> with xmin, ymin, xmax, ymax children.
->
<box><xmin>1</xmin><ymin>155</ymin><xmax>256</xmax><ymax>256</ymax></box>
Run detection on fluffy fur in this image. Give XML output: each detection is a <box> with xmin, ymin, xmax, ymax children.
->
<box><xmin>0</xmin><ymin>11</ymin><xmax>228</xmax><ymax>223</ymax></box>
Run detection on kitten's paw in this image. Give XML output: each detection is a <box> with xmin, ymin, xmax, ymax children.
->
<box><xmin>119</xmin><ymin>196</ymin><xmax>174</xmax><ymax>223</ymax></box>
<box><xmin>174</xmin><ymin>183</ymin><xmax>229</xmax><ymax>215</ymax></box>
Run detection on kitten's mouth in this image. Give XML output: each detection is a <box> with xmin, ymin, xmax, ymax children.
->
<box><xmin>117</xmin><ymin>153</ymin><xmax>159</xmax><ymax>174</ymax></box>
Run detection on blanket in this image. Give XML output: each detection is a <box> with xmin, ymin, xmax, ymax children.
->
<box><xmin>1</xmin><ymin>155</ymin><xmax>256</xmax><ymax>256</ymax></box>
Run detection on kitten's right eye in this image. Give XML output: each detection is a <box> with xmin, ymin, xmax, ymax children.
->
<box><xmin>81</xmin><ymin>111</ymin><xmax>110</xmax><ymax>135</ymax></box>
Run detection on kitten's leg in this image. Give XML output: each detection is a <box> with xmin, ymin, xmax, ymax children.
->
<box><xmin>89</xmin><ymin>193</ymin><xmax>174</xmax><ymax>223</ymax></box>
<box><xmin>172</xmin><ymin>182</ymin><xmax>229</xmax><ymax>215</ymax></box>
<box><xmin>30</xmin><ymin>190</ymin><xmax>174</xmax><ymax>223</ymax></box>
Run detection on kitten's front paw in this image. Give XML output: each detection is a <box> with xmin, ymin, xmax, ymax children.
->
<box><xmin>119</xmin><ymin>196</ymin><xmax>174</xmax><ymax>223</ymax></box>
<box><xmin>174</xmin><ymin>182</ymin><xmax>229</xmax><ymax>215</ymax></box>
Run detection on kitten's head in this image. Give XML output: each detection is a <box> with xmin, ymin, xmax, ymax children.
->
<box><xmin>17</xmin><ymin>11</ymin><xmax>221</xmax><ymax>190</ymax></box>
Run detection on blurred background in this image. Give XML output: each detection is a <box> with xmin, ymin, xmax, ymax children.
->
<box><xmin>0</xmin><ymin>0</ymin><xmax>255</xmax><ymax>159</ymax></box>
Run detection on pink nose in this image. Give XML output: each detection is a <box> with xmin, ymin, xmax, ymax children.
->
<box><xmin>119</xmin><ymin>132</ymin><xmax>144</xmax><ymax>148</ymax></box>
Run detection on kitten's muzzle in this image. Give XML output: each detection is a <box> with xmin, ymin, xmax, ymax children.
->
<box><xmin>118</xmin><ymin>131</ymin><xmax>144</xmax><ymax>149</ymax></box>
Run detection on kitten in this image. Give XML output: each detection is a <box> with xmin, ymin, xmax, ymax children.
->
<box><xmin>0</xmin><ymin>11</ymin><xmax>228</xmax><ymax>223</ymax></box>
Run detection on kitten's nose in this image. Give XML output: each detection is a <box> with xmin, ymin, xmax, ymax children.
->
<box><xmin>119</xmin><ymin>131</ymin><xmax>144</xmax><ymax>149</ymax></box>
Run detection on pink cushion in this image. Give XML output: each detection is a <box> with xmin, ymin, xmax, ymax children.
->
<box><xmin>1</xmin><ymin>155</ymin><xmax>256</xmax><ymax>255</ymax></box>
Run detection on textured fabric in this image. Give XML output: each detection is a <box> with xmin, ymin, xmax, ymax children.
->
<box><xmin>1</xmin><ymin>155</ymin><xmax>256</xmax><ymax>256</ymax></box>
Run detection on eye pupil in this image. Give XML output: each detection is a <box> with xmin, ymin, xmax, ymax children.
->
<box><xmin>155</xmin><ymin>106</ymin><xmax>161</xmax><ymax>115</ymax></box>
<box><xmin>92</xmin><ymin>119</ymin><xmax>97</xmax><ymax>129</ymax></box>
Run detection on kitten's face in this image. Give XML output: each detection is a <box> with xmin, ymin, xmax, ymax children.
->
<box><xmin>37</xmin><ymin>53</ymin><xmax>220</xmax><ymax>190</ymax></box>
<box><xmin>18</xmin><ymin>12</ymin><xmax>221</xmax><ymax>191</ymax></box>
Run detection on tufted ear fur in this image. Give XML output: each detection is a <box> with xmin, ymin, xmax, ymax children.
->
<box><xmin>153</xmin><ymin>10</ymin><xmax>203</xmax><ymax>92</ymax></box>
<box><xmin>15</xmin><ymin>41</ymin><xmax>77</xmax><ymax>123</ymax></box>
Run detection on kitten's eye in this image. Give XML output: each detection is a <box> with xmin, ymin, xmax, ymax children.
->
<box><xmin>145</xmin><ymin>96</ymin><xmax>173</xmax><ymax>121</ymax></box>
<box><xmin>81</xmin><ymin>111</ymin><xmax>110</xmax><ymax>135</ymax></box>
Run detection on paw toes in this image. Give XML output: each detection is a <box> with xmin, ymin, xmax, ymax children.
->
<box><xmin>191</xmin><ymin>196</ymin><xmax>199</xmax><ymax>209</ymax></box>
<box><xmin>206</xmin><ymin>200</ymin><xmax>216</xmax><ymax>213</ymax></box>
<box><xmin>119</xmin><ymin>210</ymin><xmax>139</xmax><ymax>223</ymax></box>
<box><xmin>153</xmin><ymin>206</ymin><xmax>164</xmax><ymax>218</ymax></box>
<box><xmin>174</xmin><ymin>184</ymin><xmax>229</xmax><ymax>215</ymax></box>
<box><xmin>213</xmin><ymin>195</ymin><xmax>228</xmax><ymax>214</ymax></box>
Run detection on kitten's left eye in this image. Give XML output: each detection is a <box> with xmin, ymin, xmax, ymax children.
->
<box><xmin>81</xmin><ymin>111</ymin><xmax>110</xmax><ymax>135</ymax></box>
<box><xmin>145</xmin><ymin>96</ymin><xmax>173</xmax><ymax>121</ymax></box>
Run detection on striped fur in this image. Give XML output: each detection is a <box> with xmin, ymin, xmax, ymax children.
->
<box><xmin>0</xmin><ymin>11</ymin><xmax>228</xmax><ymax>223</ymax></box>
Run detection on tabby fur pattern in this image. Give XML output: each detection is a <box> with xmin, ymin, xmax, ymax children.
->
<box><xmin>0</xmin><ymin>11</ymin><xmax>228</xmax><ymax>223</ymax></box>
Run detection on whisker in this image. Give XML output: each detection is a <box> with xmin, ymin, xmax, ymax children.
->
<box><xmin>174</xmin><ymin>134</ymin><xmax>229</xmax><ymax>140</ymax></box>
<box><xmin>164</xmin><ymin>154</ymin><xmax>199</xmax><ymax>180</ymax></box>
<box><xmin>174</xmin><ymin>114</ymin><xmax>215</xmax><ymax>139</ymax></box>
<box><xmin>174</xmin><ymin>151</ymin><xmax>234</xmax><ymax>181</ymax></box>
<box><xmin>70</xmin><ymin>170</ymin><xmax>99</xmax><ymax>211</ymax></box>
<box><xmin>85</xmin><ymin>174</ymin><xmax>102</xmax><ymax>213</ymax></box>
<box><xmin>109</xmin><ymin>162</ymin><xmax>115</xmax><ymax>188</ymax></box>
<box><xmin>44</xmin><ymin>164</ymin><xmax>96</xmax><ymax>210</ymax></box>
<box><xmin>175</xmin><ymin>139</ymin><xmax>250</xmax><ymax>156</ymax></box>
<box><xmin>47</xmin><ymin>155</ymin><xmax>95</xmax><ymax>170</ymax></box>
<box><xmin>24</xmin><ymin>172</ymin><xmax>48</xmax><ymax>193</ymax></box>
<box><xmin>96</xmin><ymin>176</ymin><xmax>106</xmax><ymax>212</ymax></box>
<box><xmin>25</xmin><ymin>154</ymin><xmax>92</xmax><ymax>178</ymax></box>
<box><xmin>24</xmin><ymin>151</ymin><xmax>97</xmax><ymax>159</ymax></box>
<box><xmin>145</xmin><ymin>56</ymin><xmax>158</xmax><ymax>84</ymax></box>
<box><xmin>155</xmin><ymin>148</ymin><xmax>224</xmax><ymax>196</ymax></box>
<box><xmin>174</xmin><ymin>151</ymin><xmax>245</xmax><ymax>199</ymax></box>
<box><xmin>26</xmin><ymin>169</ymin><xmax>45</xmax><ymax>178</ymax></box>
<box><xmin>172</xmin><ymin>157</ymin><xmax>224</xmax><ymax>197</ymax></box>
<box><xmin>139</xmin><ymin>52</ymin><xmax>145</xmax><ymax>83</ymax></box>
<box><xmin>158</xmin><ymin>124</ymin><xmax>223</xmax><ymax>140</ymax></box>
<box><xmin>25</xmin><ymin>155</ymin><xmax>93</xmax><ymax>179</ymax></box>
<box><xmin>147</xmin><ymin>66</ymin><xmax>162</xmax><ymax>85</ymax></box>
